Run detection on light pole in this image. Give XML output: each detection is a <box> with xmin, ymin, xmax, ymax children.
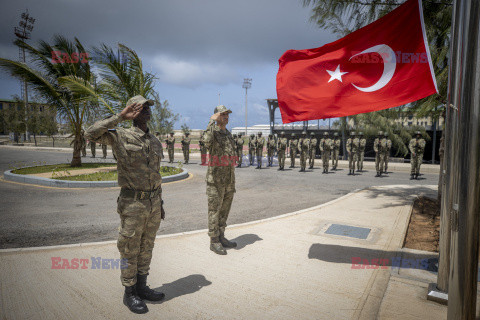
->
<box><xmin>243</xmin><ymin>78</ymin><xmax>252</xmax><ymax>136</ymax></box>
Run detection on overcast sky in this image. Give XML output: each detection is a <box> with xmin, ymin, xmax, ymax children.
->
<box><xmin>0</xmin><ymin>0</ymin><xmax>337</xmax><ymax>129</ymax></box>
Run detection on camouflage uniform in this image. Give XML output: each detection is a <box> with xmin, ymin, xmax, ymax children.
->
<box><xmin>357</xmin><ymin>134</ymin><xmax>366</xmax><ymax>171</ymax></box>
<box><xmin>384</xmin><ymin>134</ymin><xmax>392</xmax><ymax>172</ymax></box>
<box><xmin>267</xmin><ymin>134</ymin><xmax>276</xmax><ymax>167</ymax></box>
<box><xmin>81</xmin><ymin>131</ymin><xmax>87</xmax><ymax>157</ymax></box>
<box><xmin>199</xmin><ymin>131</ymin><xmax>207</xmax><ymax>165</ymax></box>
<box><xmin>346</xmin><ymin>133</ymin><xmax>358</xmax><ymax>175</ymax></box>
<box><xmin>90</xmin><ymin>141</ymin><xmax>96</xmax><ymax>158</ymax></box>
<box><xmin>166</xmin><ymin>134</ymin><xmax>175</xmax><ymax>163</ymax></box>
<box><xmin>181</xmin><ymin>134</ymin><xmax>191</xmax><ymax>164</ymax></box>
<box><xmin>298</xmin><ymin>133</ymin><xmax>309</xmax><ymax>171</ymax></box>
<box><xmin>331</xmin><ymin>134</ymin><xmax>341</xmax><ymax>170</ymax></box>
<box><xmin>85</xmin><ymin>113</ymin><xmax>164</xmax><ymax>288</ymax></box>
<box><xmin>277</xmin><ymin>132</ymin><xmax>288</xmax><ymax>170</ymax></box>
<box><xmin>235</xmin><ymin>135</ymin><xmax>244</xmax><ymax>167</ymax></box>
<box><xmin>289</xmin><ymin>134</ymin><xmax>298</xmax><ymax>168</ymax></box>
<box><xmin>409</xmin><ymin>133</ymin><xmax>426</xmax><ymax>179</ymax></box>
<box><xmin>248</xmin><ymin>134</ymin><xmax>256</xmax><ymax>165</ymax></box>
<box><xmin>255</xmin><ymin>133</ymin><xmax>265</xmax><ymax>169</ymax></box>
<box><xmin>374</xmin><ymin>132</ymin><xmax>387</xmax><ymax>176</ymax></box>
<box><xmin>319</xmin><ymin>134</ymin><xmax>333</xmax><ymax>173</ymax></box>
<box><xmin>204</xmin><ymin>107</ymin><xmax>236</xmax><ymax>244</ymax></box>
<box><xmin>308</xmin><ymin>133</ymin><xmax>317</xmax><ymax>169</ymax></box>
<box><xmin>102</xmin><ymin>144</ymin><xmax>108</xmax><ymax>159</ymax></box>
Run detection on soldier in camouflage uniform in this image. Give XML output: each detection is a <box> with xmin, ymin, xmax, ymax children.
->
<box><xmin>357</xmin><ymin>132</ymin><xmax>366</xmax><ymax>172</ymax></box>
<box><xmin>204</xmin><ymin>105</ymin><xmax>237</xmax><ymax>255</ymax></box>
<box><xmin>85</xmin><ymin>96</ymin><xmax>166</xmax><ymax>314</ymax></box>
<box><xmin>298</xmin><ymin>131</ymin><xmax>309</xmax><ymax>172</ymax></box>
<box><xmin>181</xmin><ymin>132</ymin><xmax>191</xmax><ymax>164</ymax></box>
<box><xmin>235</xmin><ymin>134</ymin><xmax>244</xmax><ymax>168</ymax></box>
<box><xmin>277</xmin><ymin>131</ymin><xmax>288</xmax><ymax>170</ymax></box>
<box><xmin>165</xmin><ymin>132</ymin><xmax>175</xmax><ymax>163</ymax></box>
<box><xmin>346</xmin><ymin>132</ymin><xmax>358</xmax><ymax>175</ymax></box>
<box><xmin>255</xmin><ymin>132</ymin><xmax>265</xmax><ymax>169</ymax></box>
<box><xmin>308</xmin><ymin>132</ymin><xmax>317</xmax><ymax>169</ymax></box>
<box><xmin>267</xmin><ymin>134</ymin><xmax>276</xmax><ymax>167</ymax></box>
<box><xmin>409</xmin><ymin>131</ymin><xmax>426</xmax><ymax>179</ymax></box>
<box><xmin>199</xmin><ymin>130</ymin><xmax>207</xmax><ymax>165</ymax></box>
<box><xmin>374</xmin><ymin>131</ymin><xmax>386</xmax><ymax>177</ymax></box>
<box><xmin>319</xmin><ymin>132</ymin><xmax>333</xmax><ymax>173</ymax></box>
<box><xmin>384</xmin><ymin>132</ymin><xmax>392</xmax><ymax>173</ymax></box>
<box><xmin>90</xmin><ymin>140</ymin><xmax>96</xmax><ymax>158</ymax></box>
<box><xmin>331</xmin><ymin>132</ymin><xmax>340</xmax><ymax>170</ymax></box>
<box><xmin>154</xmin><ymin>132</ymin><xmax>165</xmax><ymax>160</ymax></box>
<box><xmin>289</xmin><ymin>133</ymin><xmax>298</xmax><ymax>168</ymax></box>
<box><xmin>102</xmin><ymin>144</ymin><xmax>108</xmax><ymax>159</ymax></box>
<box><xmin>248</xmin><ymin>134</ymin><xmax>256</xmax><ymax>166</ymax></box>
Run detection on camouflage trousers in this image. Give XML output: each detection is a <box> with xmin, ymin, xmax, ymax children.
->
<box><xmin>182</xmin><ymin>148</ymin><xmax>189</xmax><ymax>163</ymax></box>
<box><xmin>117</xmin><ymin>195</ymin><xmax>162</xmax><ymax>287</ymax></box>
<box><xmin>249</xmin><ymin>149</ymin><xmax>255</xmax><ymax>165</ymax></box>
<box><xmin>200</xmin><ymin>148</ymin><xmax>207</xmax><ymax>165</ymax></box>
<box><xmin>300</xmin><ymin>151</ymin><xmax>308</xmax><ymax>170</ymax></box>
<box><xmin>267</xmin><ymin>149</ymin><xmax>275</xmax><ymax>165</ymax></box>
<box><xmin>278</xmin><ymin>149</ymin><xmax>286</xmax><ymax>168</ymax></box>
<box><xmin>322</xmin><ymin>151</ymin><xmax>330</xmax><ymax>170</ymax></box>
<box><xmin>168</xmin><ymin>148</ymin><xmax>174</xmax><ymax>163</ymax></box>
<box><xmin>331</xmin><ymin>149</ymin><xmax>339</xmax><ymax>168</ymax></box>
<box><xmin>81</xmin><ymin>144</ymin><xmax>86</xmax><ymax>157</ymax></box>
<box><xmin>91</xmin><ymin>143</ymin><xmax>96</xmax><ymax>157</ymax></box>
<box><xmin>356</xmin><ymin>150</ymin><xmax>365</xmax><ymax>171</ymax></box>
<box><xmin>348</xmin><ymin>153</ymin><xmax>358</xmax><ymax>170</ymax></box>
<box><xmin>102</xmin><ymin>144</ymin><xmax>107</xmax><ymax>158</ymax></box>
<box><xmin>411</xmin><ymin>153</ymin><xmax>423</xmax><ymax>175</ymax></box>
<box><xmin>384</xmin><ymin>153</ymin><xmax>390</xmax><ymax>171</ymax></box>
<box><xmin>308</xmin><ymin>150</ymin><xmax>315</xmax><ymax>167</ymax></box>
<box><xmin>237</xmin><ymin>150</ymin><xmax>243</xmax><ymax>166</ymax></box>
<box><xmin>290</xmin><ymin>149</ymin><xmax>296</xmax><ymax>167</ymax></box>
<box><xmin>375</xmin><ymin>153</ymin><xmax>385</xmax><ymax>173</ymax></box>
<box><xmin>256</xmin><ymin>149</ymin><xmax>263</xmax><ymax>167</ymax></box>
<box><xmin>207</xmin><ymin>183</ymin><xmax>235</xmax><ymax>238</ymax></box>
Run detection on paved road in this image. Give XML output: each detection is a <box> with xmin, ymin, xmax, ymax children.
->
<box><xmin>0</xmin><ymin>147</ymin><xmax>438</xmax><ymax>248</ymax></box>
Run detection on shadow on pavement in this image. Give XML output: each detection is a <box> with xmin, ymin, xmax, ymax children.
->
<box><xmin>150</xmin><ymin>274</ymin><xmax>212</xmax><ymax>304</ymax></box>
<box><xmin>229</xmin><ymin>233</ymin><xmax>263</xmax><ymax>250</ymax></box>
<box><xmin>365</xmin><ymin>185</ymin><xmax>437</xmax><ymax>209</ymax></box>
<box><xmin>308</xmin><ymin>243</ymin><xmax>438</xmax><ymax>272</ymax></box>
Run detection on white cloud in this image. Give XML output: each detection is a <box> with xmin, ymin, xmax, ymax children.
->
<box><xmin>152</xmin><ymin>55</ymin><xmax>239</xmax><ymax>88</ymax></box>
<box><xmin>252</xmin><ymin>103</ymin><xmax>269</xmax><ymax>115</ymax></box>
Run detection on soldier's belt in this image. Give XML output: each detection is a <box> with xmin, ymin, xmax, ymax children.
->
<box><xmin>120</xmin><ymin>188</ymin><xmax>161</xmax><ymax>200</ymax></box>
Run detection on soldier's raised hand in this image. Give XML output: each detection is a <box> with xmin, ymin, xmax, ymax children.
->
<box><xmin>210</xmin><ymin>112</ymin><xmax>222</xmax><ymax>121</ymax></box>
<box><xmin>120</xmin><ymin>102</ymin><xmax>144</xmax><ymax>120</ymax></box>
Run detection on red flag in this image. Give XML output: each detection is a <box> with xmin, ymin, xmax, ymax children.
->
<box><xmin>276</xmin><ymin>0</ymin><xmax>438</xmax><ymax>123</ymax></box>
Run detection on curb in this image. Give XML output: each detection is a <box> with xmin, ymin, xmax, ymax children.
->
<box><xmin>3</xmin><ymin>166</ymin><xmax>189</xmax><ymax>188</ymax></box>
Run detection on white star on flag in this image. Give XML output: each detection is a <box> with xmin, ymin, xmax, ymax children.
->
<box><xmin>326</xmin><ymin>65</ymin><xmax>348</xmax><ymax>83</ymax></box>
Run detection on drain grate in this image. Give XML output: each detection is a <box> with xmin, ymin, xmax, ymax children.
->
<box><xmin>324</xmin><ymin>224</ymin><xmax>371</xmax><ymax>239</ymax></box>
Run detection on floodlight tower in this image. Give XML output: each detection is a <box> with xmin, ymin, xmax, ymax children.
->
<box><xmin>14</xmin><ymin>10</ymin><xmax>35</xmax><ymax>141</ymax></box>
<box><xmin>242</xmin><ymin>78</ymin><xmax>252</xmax><ymax>135</ymax></box>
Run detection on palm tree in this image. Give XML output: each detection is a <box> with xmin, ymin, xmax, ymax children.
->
<box><xmin>0</xmin><ymin>35</ymin><xmax>98</xmax><ymax>166</ymax></box>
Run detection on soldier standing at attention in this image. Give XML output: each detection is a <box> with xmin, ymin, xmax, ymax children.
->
<box><xmin>248</xmin><ymin>134</ymin><xmax>256</xmax><ymax>166</ymax></box>
<box><xmin>289</xmin><ymin>133</ymin><xmax>298</xmax><ymax>168</ymax></box>
<box><xmin>374</xmin><ymin>131</ymin><xmax>386</xmax><ymax>177</ymax></box>
<box><xmin>90</xmin><ymin>140</ymin><xmax>96</xmax><ymax>158</ymax></box>
<box><xmin>154</xmin><ymin>132</ymin><xmax>165</xmax><ymax>161</ymax></box>
<box><xmin>346</xmin><ymin>132</ymin><xmax>357</xmax><ymax>175</ymax></box>
<box><xmin>102</xmin><ymin>144</ymin><xmax>108</xmax><ymax>159</ymax></box>
<box><xmin>331</xmin><ymin>132</ymin><xmax>341</xmax><ymax>170</ymax></box>
<box><xmin>308</xmin><ymin>132</ymin><xmax>317</xmax><ymax>169</ymax></box>
<box><xmin>235</xmin><ymin>133</ymin><xmax>244</xmax><ymax>168</ymax></box>
<box><xmin>181</xmin><ymin>132</ymin><xmax>191</xmax><ymax>164</ymax></box>
<box><xmin>255</xmin><ymin>132</ymin><xmax>265</xmax><ymax>169</ymax></box>
<box><xmin>357</xmin><ymin>132</ymin><xmax>366</xmax><ymax>172</ymax></box>
<box><xmin>277</xmin><ymin>131</ymin><xmax>288</xmax><ymax>170</ymax></box>
<box><xmin>199</xmin><ymin>130</ymin><xmax>207</xmax><ymax>165</ymax></box>
<box><xmin>204</xmin><ymin>105</ymin><xmax>237</xmax><ymax>255</ymax></box>
<box><xmin>267</xmin><ymin>134</ymin><xmax>276</xmax><ymax>167</ymax></box>
<box><xmin>85</xmin><ymin>96</ymin><xmax>166</xmax><ymax>314</ymax></box>
<box><xmin>409</xmin><ymin>131</ymin><xmax>426</xmax><ymax>180</ymax></box>
<box><xmin>165</xmin><ymin>132</ymin><xmax>175</xmax><ymax>163</ymax></box>
<box><xmin>319</xmin><ymin>132</ymin><xmax>333</xmax><ymax>174</ymax></box>
<box><xmin>298</xmin><ymin>131</ymin><xmax>309</xmax><ymax>172</ymax></box>
<box><xmin>384</xmin><ymin>132</ymin><xmax>392</xmax><ymax>173</ymax></box>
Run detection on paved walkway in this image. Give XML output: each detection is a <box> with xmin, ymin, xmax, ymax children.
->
<box><xmin>0</xmin><ymin>185</ymin><xmax>450</xmax><ymax>319</ymax></box>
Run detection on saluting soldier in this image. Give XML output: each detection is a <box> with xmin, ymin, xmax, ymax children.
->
<box><xmin>248</xmin><ymin>134</ymin><xmax>256</xmax><ymax>166</ymax></box>
<box><xmin>298</xmin><ymin>131</ymin><xmax>309</xmax><ymax>172</ymax></box>
<box><xmin>199</xmin><ymin>130</ymin><xmax>207</xmax><ymax>165</ymax></box>
<box><xmin>255</xmin><ymin>132</ymin><xmax>265</xmax><ymax>169</ymax></box>
<box><xmin>85</xmin><ymin>96</ymin><xmax>166</xmax><ymax>314</ymax></box>
<box><xmin>267</xmin><ymin>134</ymin><xmax>276</xmax><ymax>167</ymax></box>
<box><xmin>308</xmin><ymin>132</ymin><xmax>317</xmax><ymax>169</ymax></box>
<box><xmin>331</xmin><ymin>132</ymin><xmax>341</xmax><ymax>170</ymax></box>
<box><xmin>181</xmin><ymin>132</ymin><xmax>191</xmax><ymax>164</ymax></box>
<box><xmin>289</xmin><ymin>133</ymin><xmax>298</xmax><ymax>168</ymax></box>
<box><xmin>374</xmin><ymin>131</ymin><xmax>386</xmax><ymax>177</ymax></box>
<box><xmin>319</xmin><ymin>132</ymin><xmax>333</xmax><ymax>174</ymax></box>
<box><xmin>357</xmin><ymin>132</ymin><xmax>366</xmax><ymax>172</ymax></box>
<box><xmin>384</xmin><ymin>132</ymin><xmax>392</xmax><ymax>173</ymax></box>
<box><xmin>277</xmin><ymin>131</ymin><xmax>288</xmax><ymax>170</ymax></box>
<box><xmin>235</xmin><ymin>133</ymin><xmax>244</xmax><ymax>168</ymax></box>
<box><xmin>409</xmin><ymin>131</ymin><xmax>426</xmax><ymax>180</ymax></box>
<box><xmin>165</xmin><ymin>132</ymin><xmax>175</xmax><ymax>163</ymax></box>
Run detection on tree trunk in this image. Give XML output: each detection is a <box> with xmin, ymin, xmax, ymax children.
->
<box><xmin>52</xmin><ymin>136</ymin><xmax>55</xmax><ymax>147</ymax></box>
<box><xmin>33</xmin><ymin>133</ymin><xmax>37</xmax><ymax>146</ymax></box>
<box><xmin>70</xmin><ymin>134</ymin><xmax>82</xmax><ymax>167</ymax></box>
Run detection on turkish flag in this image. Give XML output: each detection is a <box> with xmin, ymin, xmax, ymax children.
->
<box><xmin>276</xmin><ymin>0</ymin><xmax>438</xmax><ymax>123</ymax></box>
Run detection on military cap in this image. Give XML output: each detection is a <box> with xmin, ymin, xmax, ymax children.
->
<box><xmin>302</xmin><ymin>131</ymin><xmax>307</xmax><ymax>135</ymax></box>
<box><xmin>233</xmin><ymin>134</ymin><xmax>237</xmax><ymax>138</ymax></box>
<box><xmin>384</xmin><ymin>132</ymin><xmax>388</xmax><ymax>137</ymax></box>
<box><xmin>185</xmin><ymin>132</ymin><xmax>190</xmax><ymax>135</ymax></box>
<box><xmin>324</xmin><ymin>132</ymin><xmax>329</xmax><ymax>136</ymax></box>
<box><xmin>280</xmin><ymin>131</ymin><xmax>285</xmax><ymax>135</ymax></box>
<box><xmin>350</xmin><ymin>132</ymin><xmax>356</xmax><ymax>136</ymax></box>
<box><xmin>127</xmin><ymin>95</ymin><xmax>154</xmax><ymax>107</ymax></box>
<box><xmin>291</xmin><ymin>133</ymin><xmax>296</xmax><ymax>137</ymax></box>
<box><xmin>378</xmin><ymin>131</ymin><xmax>384</xmax><ymax>136</ymax></box>
<box><xmin>269</xmin><ymin>133</ymin><xmax>273</xmax><ymax>136</ymax></box>
<box><xmin>415</xmin><ymin>131</ymin><xmax>421</xmax><ymax>135</ymax></box>
<box><xmin>214</xmin><ymin>105</ymin><xmax>232</xmax><ymax>114</ymax></box>
<box><xmin>258</xmin><ymin>132</ymin><xmax>262</xmax><ymax>135</ymax></box>
<box><xmin>310</xmin><ymin>132</ymin><xmax>315</xmax><ymax>136</ymax></box>
<box><xmin>250</xmin><ymin>134</ymin><xmax>255</xmax><ymax>137</ymax></box>
<box><xmin>333</xmin><ymin>132</ymin><xmax>338</xmax><ymax>137</ymax></box>
<box><xmin>359</xmin><ymin>132</ymin><xmax>363</xmax><ymax>136</ymax></box>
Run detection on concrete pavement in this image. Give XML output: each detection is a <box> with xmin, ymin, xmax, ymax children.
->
<box><xmin>0</xmin><ymin>185</ymin><xmax>450</xmax><ymax>319</ymax></box>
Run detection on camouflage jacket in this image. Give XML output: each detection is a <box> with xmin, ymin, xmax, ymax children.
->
<box><xmin>332</xmin><ymin>138</ymin><xmax>341</xmax><ymax>150</ymax></box>
<box><xmin>85</xmin><ymin>114</ymin><xmax>163</xmax><ymax>191</ymax></box>
<box><xmin>166</xmin><ymin>136</ymin><xmax>175</xmax><ymax>149</ymax></box>
<box><xmin>181</xmin><ymin>136</ymin><xmax>191</xmax><ymax>149</ymax></box>
<box><xmin>374</xmin><ymin>138</ymin><xmax>387</xmax><ymax>154</ymax></box>
<box><xmin>204</xmin><ymin>119</ymin><xmax>236</xmax><ymax>186</ymax></box>
<box><xmin>359</xmin><ymin>138</ymin><xmax>367</xmax><ymax>151</ymax></box>
<box><xmin>289</xmin><ymin>139</ymin><xmax>298</xmax><ymax>151</ymax></box>
<box><xmin>319</xmin><ymin>138</ymin><xmax>333</xmax><ymax>152</ymax></box>
<box><xmin>409</xmin><ymin>138</ymin><xmax>426</xmax><ymax>155</ymax></box>
<box><xmin>346</xmin><ymin>138</ymin><xmax>360</xmax><ymax>154</ymax></box>
<box><xmin>309</xmin><ymin>138</ymin><xmax>318</xmax><ymax>152</ymax></box>
<box><xmin>385</xmin><ymin>139</ymin><xmax>392</xmax><ymax>154</ymax></box>
<box><xmin>255</xmin><ymin>137</ymin><xmax>265</xmax><ymax>151</ymax></box>
<box><xmin>235</xmin><ymin>137</ymin><xmax>244</xmax><ymax>152</ymax></box>
<box><xmin>277</xmin><ymin>137</ymin><xmax>288</xmax><ymax>150</ymax></box>
<box><xmin>248</xmin><ymin>138</ymin><xmax>256</xmax><ymax>151</ymax></box>
<box><xmin>299</xmin><ymin>138</ymin><xmax>310</xmax><ymax>152</ymax></box>
<box><xmin>267</xmin><ymin>137</ymin><xmax>276</xmax><ymax>150</ymax></box>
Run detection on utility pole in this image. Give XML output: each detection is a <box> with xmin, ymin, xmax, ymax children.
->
<box><xmin>243</xmin><ymin>78</ymin><xmax>252</xmax><ymax>136</ymax></box>
<box><xmin>14</xmin><ymin>10</ymin><xmax>35</xmax><ymax>142</ymax></box>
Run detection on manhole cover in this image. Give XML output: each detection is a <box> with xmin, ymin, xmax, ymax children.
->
<box><xmin>324</xmin><ymin>224</ymin><xmax>371</xmax><ymax>239</ymax></box>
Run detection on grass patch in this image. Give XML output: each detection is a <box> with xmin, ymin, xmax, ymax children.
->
<box><xmin>12</xmin><ymin>163</ymin><xmax>117</xmax><ymax>175</ymax></box>
<box><xmin>53</xmin><ymin>166</ymin><xmax>183</xmax><ymax>181</ymax></box>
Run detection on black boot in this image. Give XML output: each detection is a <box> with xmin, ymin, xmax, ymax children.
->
<box><xmin>415</xmin><ymin>173</ymin><xmax>419</xmax><ymax>179</ymax></box>
<box><xmin>123</xmin><ymin>285</ymin><xmax>148</xmax><ymax>314</ymax></box>
<box><xmin>210</xmin><ymin>237</ymin><xmax>227</xmax><ymax>255</ymax></box>
<box><xmin>219</xmin><ymin>232</ymin><xmax>237</xmax><ymax>248</ymax></box>
<box><xmin>410</xmin><ymin>174</ymin><xmax>415</xmax><ymax>180</ymax></box>
<box><xmin>136</xmin><ymin>274</ymin><xmax>165</xmax><ymax>302</ymax></box>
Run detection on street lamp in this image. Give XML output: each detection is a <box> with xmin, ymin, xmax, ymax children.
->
<box><xmin>242</xmin><ymin>78</ymin><xmax>252</xmax><ymax>136</ymax></box>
